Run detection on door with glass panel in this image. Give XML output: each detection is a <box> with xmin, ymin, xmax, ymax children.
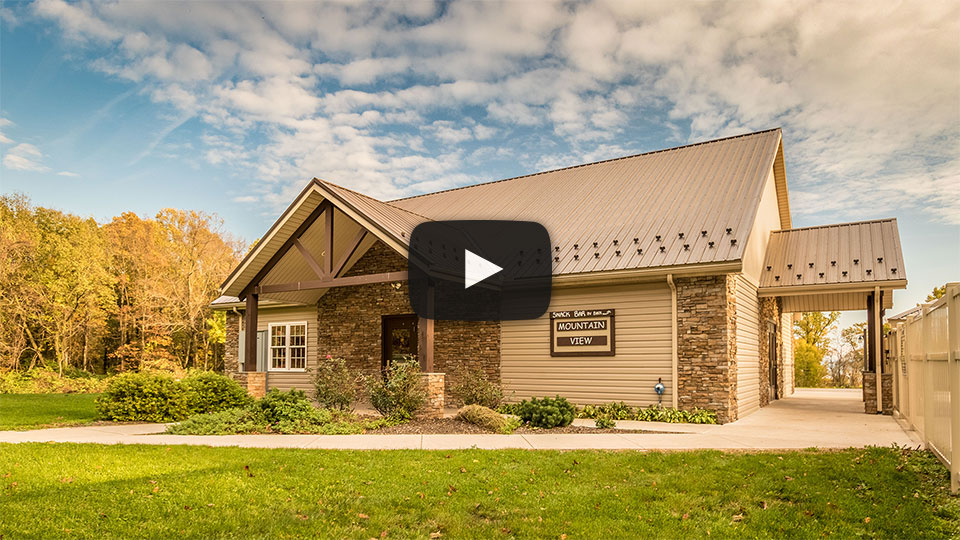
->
<box><xmin>381</xmin><ymin>315</ymin><xmax>418</xmax><ymax>371</ymax></box>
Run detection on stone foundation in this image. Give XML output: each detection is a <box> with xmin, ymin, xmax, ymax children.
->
<box><xmin>246</xmin><ymin>372</ymin><xmax>266</xmax><ymax>398</ymax></box>
<box><xmin>675</xmin><ymin>275</ymin><xmax>737</xmax><ymax>423</ymax></box>
<box><xmin>862</xmin><ymin>372</ymin><xmax>893</xmax><ymax>414</ymax></box>
<box><xmin>419</xmin><ymin>373</ymin><xmax>446</xmax><ymax>419</ymax></box>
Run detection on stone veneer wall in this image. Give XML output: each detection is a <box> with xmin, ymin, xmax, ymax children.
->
<box><xmin>862</xmin><ymin>372</ymin><xmax>894</xmax><ymax>414</ymax></box>
<box><xmin>315</xmin><ymin>241</ymin><xmax>500</xmax><ymax>397</ymax></box>
<box><xmin>224</xmin><ymin>311</ymin><xmax>247</xmax><ymax>387</ymax></box>
<box><xmin>675</xmin><ymin>275</ymin><xmax>738</xmax><ymax>423</ymax></box>
<box><xmin>757</xmin><ymin>296</ymin><xmax>786</xmax><ymax>406</ymax></box>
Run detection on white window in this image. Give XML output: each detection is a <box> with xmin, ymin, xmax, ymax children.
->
<box><xmin>268</xmin><ymin>322</ymin><xmax>307</xmax><ymax>371</ymax></box>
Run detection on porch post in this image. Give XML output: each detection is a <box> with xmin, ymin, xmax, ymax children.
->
<box><xmin>418</xmin><ymin>284</ymin><xmax>435</xmax><ymax>372</ymax></box>
<box><xmin>874</xmin><ymin>285</ymin><xmax>883</xmax><ymax>414</ymax></box>
<box><xmin>244</xmin><ymin>293</ymin><xmax>259</xmax><ymax>372</ymax></box>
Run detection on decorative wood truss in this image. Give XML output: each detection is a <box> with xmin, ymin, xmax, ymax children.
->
<box><xmin>240</xmin><ymin>200</ymin><xmax>413</xmax><ymax>372</ymax></box>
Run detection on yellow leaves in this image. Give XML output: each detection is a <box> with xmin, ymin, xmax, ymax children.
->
<box><xmin>358</xmin><ymin>513</ymin><xmax>369</xmax><ymax>519</ymax></box>
<box><xmin>732</xmin><ymin>513</ymin><xmax>744</xmax><ymax>522</ymax></box>
<box><xmin>459</xmin><ymin>467</ymin><xmax>467</xmax><ymax>473</ymax></box>
<box><xmin>864</xmin><ymin>517</ymin><xmax>871</xmax><ymax>523</ymax></box>
<box><xmin>429</xmin><ymin>532</ymin><xmax>442</xmax><ymax>539</ymax></box>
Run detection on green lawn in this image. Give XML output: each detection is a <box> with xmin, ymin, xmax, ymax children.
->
<box><xmin>0</xmin><ymin>444</ymin><xmax>956</xmax><ymax>538</ymax></box>
<box><xmin>0</xmin><ymin>393</ymin><xmax>101</xmax><ymax>430</ymax></box>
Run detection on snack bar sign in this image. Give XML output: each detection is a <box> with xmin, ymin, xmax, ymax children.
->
<box><xmin>550</xmin><ymin>309</ymin><xmax>615</xmax><ymax>357</ymax></box>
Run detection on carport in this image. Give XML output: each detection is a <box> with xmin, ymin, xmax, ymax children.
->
<box><xmin>758</xmin><ymin>219</ymin><xmax>907</xmax><ymax>414</ymax></box>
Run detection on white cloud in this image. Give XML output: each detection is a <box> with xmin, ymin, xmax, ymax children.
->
<box><xmin>56</xmin><ymin>171</ymin><xmax>79</xmax><ymax>177</ymax></box>
<box><xmin>29</xmin><ymin>0</ymin><xmax>960</xmax><ymax>223</ymax></box>
<box><xmin>3</xmin><ymin>143</ymin><xmax>49</xmax><ymax>172</ymax></box>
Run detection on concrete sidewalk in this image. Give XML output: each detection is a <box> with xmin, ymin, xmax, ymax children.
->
<box><xmin>0</xmin><ymin>388</ymin><xmax>921</xmax><ymax>451</ymax></box>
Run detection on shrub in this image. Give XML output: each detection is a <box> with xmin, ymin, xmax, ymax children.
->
<box><xmin>496</xmin><ymin>402</ymin><xmax>523</xmax><ymax>416</ymax></box>
<box><xmin>594</xmin><ymin>415</ymin><xmax>616</xmax><ymax>429</ymax></box>
<box><xmin>95</xmin><ymin>373</ymin><xmax>194</xmax><ymax>422</ymax></box>
<box><xmin>634</xmin><ymin>406</ymin><xmax>717</xmax><ymax>424</ymax></box>
<box><xmin>165</xmin><ymin>408</ymin><xmax>266</xmax><ymax>435</ymax></box>
<box><xmin>252</xmin><ymin>389</ymin><xmax>330</xmax><ymax>426</ymax></box>
<box><xmin>367</xmin><ymin>357</ymin><xmax>427</xmax><ymax>421</ymax></box>
<box><xmin>312</xmin><ymin>355</ymin><xmax>359</xmax><ymax>410</ymax></box>
<box><xmin>455</xmin><ymin>404</ymin><xmax>517</xmax><ymax>433</ymax></box>
<box><xmin>577</xmin><ymin>401</ymin><xmax>634</xmax><ymax>420</ymax></box>
<box><xmin>450</xmin><ymin>367</ymin><xmax>504</xmax><ymax>409</ymax></box>
<box><xmin>183</xmin><ymin>372</ymin><xmax>252</xmax><ymax>413</ymax></box>
<box><xmin>516</xmin><ymin>396</ymin><xmax>576</xmax><ymax>429</ymax></box>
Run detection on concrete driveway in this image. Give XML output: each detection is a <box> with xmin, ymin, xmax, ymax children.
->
<box><xmin>0</xmin><ymin>388</ymin><xmax>920</xmax><ymax>451</ymax></box>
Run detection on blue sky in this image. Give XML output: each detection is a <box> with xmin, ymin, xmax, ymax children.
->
<box><xmin>1</xmin><ymin>0</ymin><xmax>958</xmax><ymax>330</ymax></box>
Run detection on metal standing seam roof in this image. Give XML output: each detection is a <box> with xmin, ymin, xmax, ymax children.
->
<box><xmin>391</xmin><ymin>128</ymin><xmax>786</xmax><ymax>276</ymax></box>
<box><xmin>758</xmin><ymin>218</ymin><xmax>906</xmax><ymax>289</ymax></box>
<box><xmin>219</xmin><ymin>128</ymin><xmax>789</xmax><ymax>300</ymax></box>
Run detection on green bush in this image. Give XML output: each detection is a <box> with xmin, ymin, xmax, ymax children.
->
<box><xmin>0</xmin><ymin>368</ymin><xmax>110</xmax><ymax>394</ymax></box>
<box><xmin>496</xmin><ymin>402</ymin><xmax>523</xmax><ymax>416</ymax></box>
<box><xmin>455</xmin><ymin>404</ymin><xmax>517</xmax><ymax>433</ymax></box>
<box><xmin>449</xmin><ymin>367</ymin><xmax>503</xmax><ymax>409</ymax></box>
<box><xmin>95</xmin><ymin>373</ymin><xmax>194</xmax><ymax>422</ymax></box>
<box><xmin>577</xmin><ymin>401</ymin><xmax>634</xmax><ymax>420</ymax></box>
<box><xmin>516</xmin><ymin>396</ymin><xmax>576</xmax><ymax>429</ymax></box>
<box><xmin>165</xmin><ymin>408</ymin><xmax>266</xmax><ymax>435</ymax></box>
<box><xmin>183</xmin><ymin>372</ymin><xmax>251</xmax><ymax>413</ymax></box>
<box><xmin>312</xmin><ymin>356</ymin><xmax>359</xmax><ymax>410</ymax></box>
<box><xmin>595</xmin><ymin>415</ymin><xmax>616</xmax><ymax>429</ymax></box>
<box><xmin>634</xmin><ymin>406</ymin><xmax>717</xmax><ymax>424</ymax></box>
<box><xmin>367</xmin><ymin>357</ymin><xmax>427</xmax><ymax>421</ymax></box>
<box><xmin>252</xmin><ymin>389</ymin><xmax>331</xmax><ymax>428</ymax></box>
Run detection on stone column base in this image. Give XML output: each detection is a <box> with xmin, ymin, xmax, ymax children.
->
<box><xmin>862</xmin><ymin>371</ymin><xmax>893</xmax><ymax>414</ymax></box>
<box><xmin>246</xmin><ymin>372</ymin><xmax>266</xmax><ymax>398</ymax></box>
<box><xmin>419</xmin><ymin>373</ymin><xmax>445</xmax><ymax>419</ymax></box>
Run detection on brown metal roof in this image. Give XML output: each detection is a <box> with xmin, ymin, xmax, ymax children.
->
<box><xmin>758</xmin><ymin>219</ymin><xmax>906</xmax><ymax>290</ymax></box>
<box><xmin>220</xmin><ymin>128</ymin><xmax>790</xmax><ymax>299</ymax></box>
<box><xmin>391</xmin><ymin>128</ymin><xmax>786</xmax><ymax>276</ymax></box>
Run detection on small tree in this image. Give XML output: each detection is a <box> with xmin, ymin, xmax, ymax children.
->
<box><xmin>794</xmin><ymin>341</ymin><xmax>827</xmax><ymax>387</ymax></box>
<box><xmin>313</xmin><ymin>355</ymin><xmax>359</xmax><ymax>410</ymax></box>
<box><xmin>926</xmin><ymin>285</ymin><xmax>946</xmax><ymax>302</ymax></box>
<box><xmin>450</xmin><ymin>366</ymin><xmax>503</xmax><ymax>408</ymax></box>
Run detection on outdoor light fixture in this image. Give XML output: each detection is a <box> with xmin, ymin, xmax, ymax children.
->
<box><xmin>654</xmin><ymin>377</ymin><xmax>665</xmax><ymax>406</ymax></box>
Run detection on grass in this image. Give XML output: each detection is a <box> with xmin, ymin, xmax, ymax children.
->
<box><xmin>0</xmin><ymin>444</ymin><xmax>956</xmax><ymax>538</ymax></box>
<box><xmin>0</xmin><ymin>393</ymin><xmax>101</xmax><ymax>430</ymax></box>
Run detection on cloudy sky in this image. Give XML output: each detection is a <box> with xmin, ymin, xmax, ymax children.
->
<box><xmin>1</xmin><ymin>0</ymin><xmax>957</xmax><ymax>321</ymax></box>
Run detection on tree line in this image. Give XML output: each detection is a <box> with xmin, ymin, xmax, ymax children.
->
<box><xmin>0</xmin><ymin>194</ymin><xmax>243</xmax><ymax>375</ymax></box>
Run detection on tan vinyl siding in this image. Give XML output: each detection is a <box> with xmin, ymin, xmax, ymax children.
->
<box><xmin>501</xmin><ymin>282</ymin><xmax>672</xmax><ymax>407</ymax></box>
<box><xmin>742</xmin><ymin>168</ymin><xmax>782</xmax><ymax>282</ymax></box>
<box><xmin>736</xmin><ymin>275</ymin><xmax>761</xmax><ymax>417</ymax></box>
<box><xmin>781</xmin><ymin>312</ymin><xmax>794</xmax><ymax>395</ymax></box>
<box><xmin>253</xmin><ymin>306</ymin><xmax>317</xmax><ymax>394</ymax></box>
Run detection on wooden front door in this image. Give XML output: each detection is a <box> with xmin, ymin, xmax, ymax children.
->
<box><xmin>382</xmin><ymin>315</ymin><xmax>418</xmax><ymax>370</ymax></box>
<box><xmin>768</xmin><ymin>322</ymin><xmax>779</xmax><ymax>400</ymax></box>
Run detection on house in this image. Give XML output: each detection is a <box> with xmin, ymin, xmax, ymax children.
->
<box><xmin>212</xmin><ymin>128</ymin><xmax>907</xmax><ymax>422</ymax></box>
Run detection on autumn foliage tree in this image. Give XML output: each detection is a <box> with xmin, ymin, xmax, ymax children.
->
<box><xmin>0</xmin><ymin>194</ymin><xmax>241</xmax><ymax>375</ymax></box>
<box><xmin>792</xmin><ymin>311</ymin><xmax>840</xmax><ymax>387</ymax></box>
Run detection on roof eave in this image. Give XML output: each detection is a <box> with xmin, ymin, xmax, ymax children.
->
<box><xmin>758</xmin><ymin>279</ymin><xmax>908</xmax><ymax>297</ymax></box>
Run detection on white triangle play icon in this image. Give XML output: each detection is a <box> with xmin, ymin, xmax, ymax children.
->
<box><xmin>464</xmin><ymin>249</ymin><xmax>502</xmax><ymax>289</ymax></box>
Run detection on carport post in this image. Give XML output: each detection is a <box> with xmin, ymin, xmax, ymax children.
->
<box><xmin>874</xmin><ymin>285</ymin><xmax>883</xmax><ymax>414</ymax></box>
<box><xmin>244</xmin><ymin>293</ymin><xmax>259</xmax><ymax>372</ymax></box>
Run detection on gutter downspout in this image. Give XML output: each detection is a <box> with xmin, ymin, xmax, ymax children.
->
<box><xmin>667</xmin><ymin>274</ymin><xmax>679</xmax><ymax>409</ymax></box>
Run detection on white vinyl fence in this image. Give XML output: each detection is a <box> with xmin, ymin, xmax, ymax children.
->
<box><xmin>890</xmin><ymin>282</ymin><xmax>960</xmax><ymax>493</ymax></box>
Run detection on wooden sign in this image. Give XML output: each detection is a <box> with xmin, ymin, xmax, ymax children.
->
<box><xmin>550</xmin><ymin>309</ymin><xmax>615</xmax><ymax>356</ymax></box>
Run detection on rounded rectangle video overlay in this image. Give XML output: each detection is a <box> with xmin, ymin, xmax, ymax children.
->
<box><xmin>408</xmin><ymin>220</ymin><xmax>552</xmax><ymax>321</ymax></box>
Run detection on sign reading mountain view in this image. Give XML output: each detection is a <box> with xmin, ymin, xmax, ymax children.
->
<box><xmin>550</xmin><ymin>309</ymin><xmax>615</xmax><ymax>357</ymax></box>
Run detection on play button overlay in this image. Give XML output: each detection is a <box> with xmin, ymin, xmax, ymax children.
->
<box><xmin>408</xmin><ymin>220</ymin><xmax>551</xmax><ymax>321</ymax></box>
<box><xmin>464</xmin><ymin>249</ymin><xmax>502</xmax><ymax>289</ymax></box>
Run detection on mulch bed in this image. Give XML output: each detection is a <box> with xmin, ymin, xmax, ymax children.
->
<box><xmin>365</xmin><ymin>417</ymin><xmax>659</xmax><ymax>435</ymax></box>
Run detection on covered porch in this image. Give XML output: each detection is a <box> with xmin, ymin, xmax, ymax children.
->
<box><xmin>758</xmin><ymin>219</ymin><xmax>907</xmax><ymax>414</ymax></box>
